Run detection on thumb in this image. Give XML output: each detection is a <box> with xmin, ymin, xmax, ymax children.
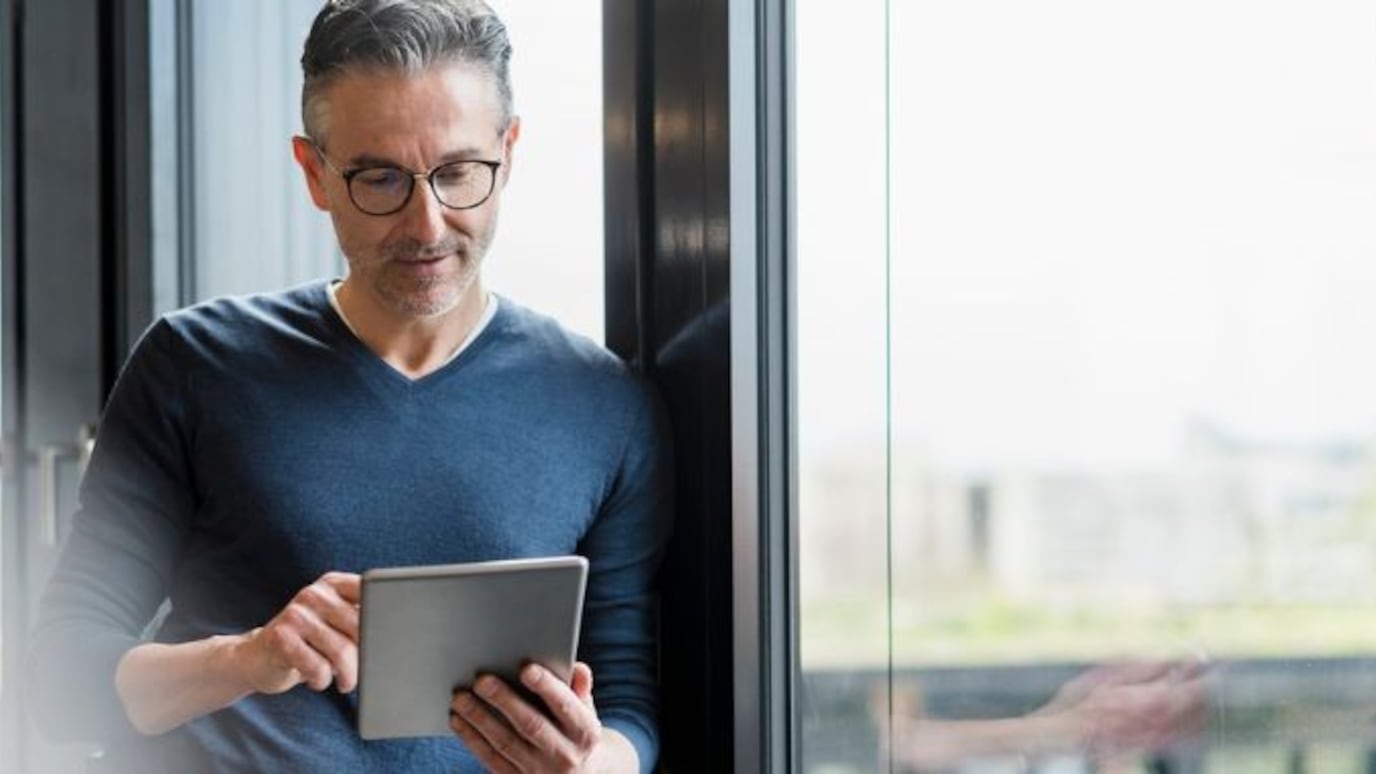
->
<box><xmin>571</xmin><ymin>662</ymin><xmax>594</xmax><ymax>702</ymax></box>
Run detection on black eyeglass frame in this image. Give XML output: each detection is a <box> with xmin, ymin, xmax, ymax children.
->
<box><xmin>307</xmin><ymin>138</ymin><xmax>504</xmax><ymax>217</ymax></box>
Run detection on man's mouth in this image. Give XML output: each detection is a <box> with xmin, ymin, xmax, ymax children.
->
<box><xmin>397</xmin><ymin>253</ymin><xmax>451</xmax><ymax>265</ymax></box>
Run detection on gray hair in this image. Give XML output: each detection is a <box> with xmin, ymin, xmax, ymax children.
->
<box><xmin>300</xmin><ymin>0</ymin><xmax>514</xmax><ymax>142</ymax></box>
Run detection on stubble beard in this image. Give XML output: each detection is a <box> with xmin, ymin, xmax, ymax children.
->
<box><xmin>362</xmin><ymin>233</ymin><xmax>488</xmax><ymax>319</ymax></box>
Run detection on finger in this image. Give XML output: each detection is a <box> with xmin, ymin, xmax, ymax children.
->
<box><xmin>322</xmin><ymin>632</ymin><xmax>359</xmax><ymax>694</ymax></box>
<box><xmin>473</xmin><ymin>675</ymin><xmax>588</xmax><ymax>766</ymax></box>
<box><xmin>449</xmin><ymin>705</ymin><xmax>521</xmax><ymax>774</ymax></box>
<box><xmin>260</xmin><ymin>624</ymin><xmax>333</xmax><ymax>691</ymax></box>
<box><xmin>452</xmin><ymin>688</ymin><xmax>543</xmax><ymax>770</ymax></box>
<box><xmin>320</xmin><ymin>572</ymin><xmax>362</xmax><ymax>605</ymax></box>
<box><xmin>1170</xmin><ymin>658</ymin><xmax>1212</xmax><ymax>682</ymax></box>
<box><xmin>297</xmin><ymin>579</ymin><xmax>361</xmax><ymax>641</ymax></box>
<box><xmin>570</xmin><ymin>662</ymin><xmax>594</xmax><ymax>704</ymax></box>
<box><xmin>279</xmin><ymin>603</ymin><xmax>356</xmax><ymax>691</ymax></box>
<box><xmin>300</xmin><ymin>617</ymin><xmax>357</xmax><ymax>692</ymax></box>
<box><xmin>521</xmin><ymin>664</ymin><xmax>602</xmax><ymax>750</ymax></box>
<box><xmin>1095</xmin><ymin>660</ymin><xmax>1175</xmax><ymax>685</ymax></box>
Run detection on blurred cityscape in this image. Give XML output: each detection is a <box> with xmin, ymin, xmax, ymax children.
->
<box><xmin>802</xmin><ymin>419</ymin><xmax>1376</xmax><ymax>667</ymax></box>
<box><xmin>800</xmin><ymin>421</ymin><xmax>1376</xmax><ymax>771</ymax></box>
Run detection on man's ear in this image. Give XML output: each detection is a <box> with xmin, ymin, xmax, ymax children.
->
<box><xmin>499</xmin><ymin>116</ymin><xmax>521</xmax><ymax>185</ymax></box>
<box><xmin>291</xmin><ymin>136</ymin><xmax>331</xmax><ymax>211</ymax></box>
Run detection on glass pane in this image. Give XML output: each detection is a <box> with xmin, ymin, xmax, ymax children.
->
<box><xmin>187</xmin><ymin>0</ymin><xmax>340</xmax><ymax>304</ymax></box>
<box><xmin>485</xmin><ymin>0</ymin><xmax>604</xmax><ymax>342</ymax></box>
<box><xmin>796</xmin><ymin>1</ymin><xmax>892</xmax><ymax>770</ymax></box>
<box><xmin>799</xmin><ymin>1</ymin><xmax>1376</xmax><ymax>771</ymax></box>
<box><xmin>149</xmin><ymin>0</ymin><xmax>181</xmax><ymax>316</ymax></box>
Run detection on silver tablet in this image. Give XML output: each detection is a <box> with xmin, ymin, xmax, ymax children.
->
<box><xmin>356</xmin><ymin>555</ymin><xmax>589</xmax><ymax>740</ymax></box>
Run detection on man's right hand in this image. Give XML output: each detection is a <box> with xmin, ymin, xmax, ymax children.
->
<box><xmin>232</xmin><ymin>571</ymin><xmax>362</xmax><ymax>695</ymax></box>
<box><xmin>115</xmin><ymin>571</ymin><xmax>362</xmax><ymax>735</ymax></box>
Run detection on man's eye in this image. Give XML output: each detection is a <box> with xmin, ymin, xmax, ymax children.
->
<box><xmin>433</xmin><ymin>164</ymin><xmax>474</xmax><ymax>186</ymax></box>
<box><xmin>354</xmin><ymin>168</ymin><xmax>407</xmax><ymax>189</ymax></box>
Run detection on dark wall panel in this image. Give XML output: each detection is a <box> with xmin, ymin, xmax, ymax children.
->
<box><xmin>604</xmin><ymin>0</ymin><xmax>737</xmax><ymax>770</ymax></box>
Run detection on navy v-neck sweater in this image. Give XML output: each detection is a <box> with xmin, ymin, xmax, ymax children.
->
<box><xmin>27</xmin><ymin>281</ymin><xmax>671</xmax><ymax>773</ymax></box>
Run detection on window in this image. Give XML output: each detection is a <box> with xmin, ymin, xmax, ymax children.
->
<box><xmin>151</xmin><ymin>0</ymin><xmax>338</xmax><ymax>312</ymax></box>
<box><xmin>798</xmin><ymin>2</ymin><xmax>1376</xmax><ymax>770</ymax></box>
<box><xmin>485</xmin><ymin>0</ymin><xmax>603</xmax><ymax>342</ymax></box>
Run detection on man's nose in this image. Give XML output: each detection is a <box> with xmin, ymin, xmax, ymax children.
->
<box><xmin>398</xmin><ymin>178</ymin><xmax>449</xmax><ymax>243</ymax></box>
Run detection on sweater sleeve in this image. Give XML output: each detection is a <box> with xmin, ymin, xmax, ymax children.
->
<box><xmin>575</xmin><ymin>383</ymin><xmax>673</xmax><ymax>773</ymax></box>
<box><xmin>26</xmin><ymin>319</ymin><xmax>195</xmax><ymax>743</ymax></box>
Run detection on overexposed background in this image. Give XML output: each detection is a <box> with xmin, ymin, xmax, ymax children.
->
<box><xmin>484</xmin><ymin>0</ymin><xmax>604</xmax><ymax>342</ymax></box>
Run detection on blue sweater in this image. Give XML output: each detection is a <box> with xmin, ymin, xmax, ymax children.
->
<box><xmin>27</xmin><ymin>282</ymin><xmax>671</xmax><ymax>773</ymax></box>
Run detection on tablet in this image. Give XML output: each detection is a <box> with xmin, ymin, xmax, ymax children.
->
<box><xmin>356</xmin><ymin>555</ymin><xmax>588</xmax><ymax>740</ymax></box>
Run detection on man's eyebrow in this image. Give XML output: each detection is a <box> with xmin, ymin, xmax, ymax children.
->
<box><xmin>347</xmin><ymin>153</ymin><xmax>403</xmax><ymax>168</ymax></box>
<box><xmin>437</xmin><ymin>147</ymin><xmax>493</xmax><ymax>163</ymax></box>
<box><xmin>346</xmin><ymin>147</ymin><xmax>493</xmax><ymax>168</ymax></box>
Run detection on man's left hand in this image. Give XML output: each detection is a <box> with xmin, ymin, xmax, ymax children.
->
<box><xmin>450</xmin><ymin>661</ymin><xmax>605</xmax><ymax>773</ymax></box>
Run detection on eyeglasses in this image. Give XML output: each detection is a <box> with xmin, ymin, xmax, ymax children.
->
<box><xmin>309</xmin><ymin>140</ymin><xmax>503</xmax><ymax>216</ymax></box>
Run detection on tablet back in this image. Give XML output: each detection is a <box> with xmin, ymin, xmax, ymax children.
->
<box><xmin>357</xmin><ymin>555</ymin><xmax>588</xmax><ymax>740</ymax></box>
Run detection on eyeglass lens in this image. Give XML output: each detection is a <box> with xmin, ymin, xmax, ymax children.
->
<box><xmin>349</xmin><ymin>161</ymin><xmax>496</xmax><ymax>215</ymax></box>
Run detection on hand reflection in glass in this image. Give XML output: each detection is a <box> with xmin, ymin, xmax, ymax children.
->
<box><xmin>877</xmin><ymin>658</ymin><xmax>1210</xmax><ymax>772</ymax></box>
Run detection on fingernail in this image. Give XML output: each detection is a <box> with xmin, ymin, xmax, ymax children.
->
<box><xmin>522</xmin><ymin>665</ymin><xmax>542</xmax><ymax>685</ymax></box>
<box><xmin>475</xmin><ymin>677</ymin><xmax>498</xmax><ymax>697</ymax></box>
<box><xmin>455</xmin><ymin>692</ymin><xmax>475</xmax><ymax>712</ymax></box>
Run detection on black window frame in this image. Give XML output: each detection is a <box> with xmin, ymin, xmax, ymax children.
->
<box><xmin>603</xmin><ymin>0</ymin><xmax>796</xmax><ymax>770</ymax></box>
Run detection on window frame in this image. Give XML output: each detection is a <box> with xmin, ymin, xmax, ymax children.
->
<box><xmin>603</xmin><ymin>0</ymin><xmax>797</xmax><ymax>770</ymax></box>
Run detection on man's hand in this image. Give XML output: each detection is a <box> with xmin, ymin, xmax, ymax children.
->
<box><xmin>232</xmin><ymin>571</ymin><xmax>362</xmax><ymax>695</ymax></box>
<box><xmin>113</xmin><ymin>571</ymin><xmax>362</xmax><ymax>735</ymax></box>
<box><xmin>877</xmin><ymin>658</ymin><xmax>1209</xmax><ymax>771</ymax></box>
<box><xmin>1044</xmin><ymin>659</ymin><xmax>1209</xmax><ymax>761</ymax></box>
<box><xmin>450</xmin><ymin>661</ymin><xmax>632</xmax><ymax>773</ymax></box>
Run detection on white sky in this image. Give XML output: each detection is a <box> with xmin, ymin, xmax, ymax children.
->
<box><xmin>798</xmin><ymin>0</ymin><xmax>1376</xmax><ymax>472</ymax></box>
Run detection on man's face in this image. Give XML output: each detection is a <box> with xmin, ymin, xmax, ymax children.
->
<box><xmin>294</xmin><ymin>64</ymin><xmax>519</xmax><ymax>319</ymax></box>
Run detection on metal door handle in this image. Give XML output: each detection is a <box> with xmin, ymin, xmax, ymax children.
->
<box><xmin>37</xmin><ymin>444</ymin><xmax>76</xmax><ymax>546</ymax></box>
<box><xmin>36</xmin><ymin>423</ymin><xmax>98</xmax><ymax>547</ymax></box>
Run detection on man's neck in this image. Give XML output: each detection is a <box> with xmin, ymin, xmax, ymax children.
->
<box><xmin>334</xmin><ymin>278</ymin><xmax>489</xmax><ymax>380</ymax></box>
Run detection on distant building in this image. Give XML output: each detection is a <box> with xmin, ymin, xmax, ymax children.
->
<box><xmin>800</xmin><ymin>420</ymin><xmax>1376</xmax><ymax>616</ymax></box>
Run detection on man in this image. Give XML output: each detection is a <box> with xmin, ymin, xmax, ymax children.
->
<box><xmin>26</xmin><ymin>1</ymin><xmax>670</xmax><ymax>772</ymax></box>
